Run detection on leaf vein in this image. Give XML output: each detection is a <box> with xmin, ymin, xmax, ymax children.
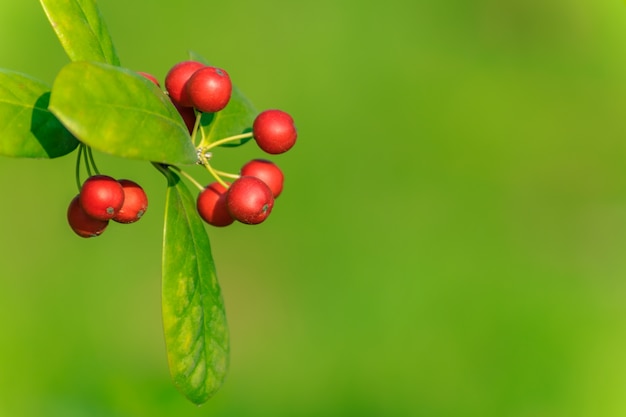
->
<box><xmin>73</xmin><ymin>0</ymin><xmax>110</xmax><ymax>64</ymax></box>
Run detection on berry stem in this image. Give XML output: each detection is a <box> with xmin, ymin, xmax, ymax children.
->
<box><xmin>86</xmin><ymin>147</ymin><xmax>101</xmax><ymax>175</ymax></box>
<box><xmin>170</xmin><ymin>165</ymin><xmax>205</xmax><ymax>192</ymax></box>
<box><xmin>191</xmin><ymin>110</ymin><xmax>202</xmax><ymax>146</ymax></box>
<box><xmin>196</xmin><ymin>150</ymin><xmax>229</xmax><ymax>189</ymax></box>
<box><xmin>75</xmin><ymin>143</ymin><xmax>84</xmax><ymax>191</ymax></box>
<box><xmin>200</xmin><ymin>132</ymin><xmax>253</xmax><ymax>151</ymax></box>
<box><xmin>83</xmin><ymin>145</ymin><xmax>93</xmax><ymax>178</ymax></box>
<box><xmin>204</xmin><ymin>161</ymin><xmax>229</xmax><ymax>189</ymax></box>
<box><xmin>213</xmin><ymin>169</ymin><xmax>240</xmax><ymax>180</ymax></box>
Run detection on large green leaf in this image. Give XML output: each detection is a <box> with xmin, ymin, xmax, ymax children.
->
<box><xmin>158</xmin><ymin>164</ymin><xmax>229</xmax><ymax>405</ymax></box>
<box><xmin>49</xmin><ymin>61</ymin><xmax>198</xmax><ymax>165</ymax></box>
<box><xmin>39</xmin><ymin>0</ymin><xmax>120</xmax><ymax>65</ymax></box>
<box><xmin>188</xmin><ymin>51</ymin><xmax>257</xmax><ymax>148</ymax></box>
<box><xmin>0</xmin><ymin>69</ymin><xmax>78</xmax><ymax>158</ymax></box>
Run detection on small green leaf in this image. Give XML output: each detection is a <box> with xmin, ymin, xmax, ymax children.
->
<box><xmin>49</xmin><ymin>61</ymin><xmax>198</xmax><ymax>165</ymax></box>
<box><xmin>188</xmin><ymin>51</ymin><xmax>257</xmax><ymax>148</ymax></box>
<box><xmin>0</xmin><ymin>69</ymin><xmax>78</xmax><ymax>158</ymax></box>
<box><xmin>39</xmin><ymin>0</ymin><xmax>120</xmax><ymax>65</ymax></box>
<box><xmin>158</xmin><ymin>164</ymin><xmax>229</xmax><ymax>405</ymax></box>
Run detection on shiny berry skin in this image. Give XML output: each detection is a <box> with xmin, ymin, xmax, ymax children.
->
<box><xmin>67</xmin><ymin>195</ymin><xmax>109</xmax><ymax>238</ymax></box>
<box><xmin>252</xmin><ymin>109</ymin><xmax>297</xmax><ymax>154</ymax></box>
<box><xmin>240</xmin><ymin>159</ymin><xmax>284</xmax><ymax>198</ymax></box>
<box><xmin>79</xmin><ymin>175</ymin><xmax>125</xmax><ymax>221</ymax></box>
<box><xmin>113</xmin><ymin>179</ymin><xmax>149</xmax><ymax>224</ymax></box>
<box><xmin>172</xmin><ymin>100</ymin><xmax>197</xmax><ymax>134</ymax></box>
<box><xmin>226</xmin><ymin>176</ymin><xmax>274</xmax><ymax>225</ymax></box>
<box><xmin>138</xmin><ymin>72</ymin><xmax>160</xmax><ymax>87</ymax></box>
<box><xmin>186</xmin><ymin>66</ymin><xmax>232</xmax><ymax>113</ymax></box>
<box><xmin>164</xmin><ymin>60</ymin><xmax>205</xmax><ymax>106</ymax></box>
<box><xmin>197</xmin><ymin>182</ymin><xmax>234</xmax><ymax>227</ymax></box>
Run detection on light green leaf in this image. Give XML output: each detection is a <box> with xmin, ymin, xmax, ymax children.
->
<box><xmin>0</xmin><ymin>69</ymin><xmax>78</xmax><ymax>158</ymax></box>
<box><xmin>158</xmin><ymin>164</ymin><xmax>229</xmax><ymax>405</ymax></box>
<box><xmin>188</xmin><ymin>51</ymin><xmax>257</xmax><ymax>148</ymax></box>
<box><xmin>40</xmin><ymin>0</ymin><xmax>120</xmax><ymax>65</ymax></box>
<box><xmin>49</xmin><ymin>61</ymin><xmax>198</xmax><ymax>165</ymax></box>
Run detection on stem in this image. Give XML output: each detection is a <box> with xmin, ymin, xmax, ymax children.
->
<box><xmin>152</xmin><ymin>162</ymin><xmax>180</xmax><ymax>188</ymax></box>
<box><xmin>213</xmin><ymin>169</ymin><xmax>240</xmax><ymax>180</ymax></box>
<box><xmin>201</xmin><ymin>132</ymin><xmax>253</xmax><ymax>151</ymax></box>
<box><xmin>196</xmin><ymin>149</ymin><xmax>230</xmax><ymax>189</ymax></box>
<box><xmin>152</xmin><ymin>162</ymin><xmax>171</xmax><ymax>178</ymax></box>
<box><xmin>203</xmin><ymin>162</ymin><xmax>229</xmax><ymax>189</ymax></box>
<box><xmin>170</xmin><ymin>165</ymin><xmax>206</xmax><ymax>192</ymax></box>
<box><xmin>191</xmin><ymin>111</ymin><xmax>202</xmax><ymax>146</ymax></box>
<box><xmin>86</xmin><ymin>147</ymin><xmax>100</xmax><ymax>175</ymax></box>
<box><xmin>75</xmin><ymin>144</ymin><xmax>84</xmax><ymax>191</ymax></box>
<box><xmin>83</xmin><ymin>145</ymin><xmax>93</xmax><ymax>178</ymax></box>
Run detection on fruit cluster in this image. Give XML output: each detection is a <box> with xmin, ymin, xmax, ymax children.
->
<box><xmin>67</xmin><ymin>174</ymin><xmax>148</xmax><ymax>237</ymax></box>
<box><xmin>197</xmin><ymin>158</ymin><xmax>285</xmax><ymax>227</ymax></box>
<box><xmin>195</xmin><ymin>108</ymin><xmax>297</xmax><ymax>228</ymax></box>
<box><xmin>67</xmin><ymin>59</ymin><xmax>296</xmax><ymax>236</ymax></box>
<box><xmin>159</xmin><ymin>60</ymin><xmax>297</xmax><ymax>228</ymax></box>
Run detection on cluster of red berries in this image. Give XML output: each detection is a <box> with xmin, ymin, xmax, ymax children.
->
<box><xmin>157</xmin><ymin>60</ymin><xmax>297</xmax><ymax>227</ymax></box>
<box><xmin>195</xmin><ymin>107</ymin><xmax>297</xmax><ymax>227</ymax></box>
<box><xmin>66</xmin><ymin>60</ymin><xmax>296</xmax><ymax>236</ymax></box>
<box><xmin>195</xmin><ymin>104</ymin><xmax>297</xmax><ymax>227</ymax></box>
<box><xmin>197</xmin><ymin>157</ymin><xmax>284</xmax><ymax>226</ymax></box>
<box><xmin>67</xmin><ymin>175</ymin><xmax>148</xmax><ymax>237</ymax></box>
<box><xmin>138</xmin><ymin>60</ymin><xmax>234</xmax><ymax>135</ymax></box>
<box><xmin>141</xmin><ymin>61</ymin><xmax>297</xmax><ymax>151</ymax></box>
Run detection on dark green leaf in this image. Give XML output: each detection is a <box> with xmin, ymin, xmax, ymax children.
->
<box><xmin>49</xmin><ymin>61</ymin><xmax>198</xmax><ymax>165</ymax></box>
<box><xmin>39</xmin><ymin>0</ymin><xmax>120</xmax><ymax>65</ymax></box>
<box><xmin>188</xmin><ymin>51</ymin><xmax>257</xmax><ymax>148</ymax></box>
<box><xmin>0</xmin><ymin>69</ymin><xmax>78</xmax><ymax>158</ymax></box>
<box><xmin>158</xmin><ymin>164</ymin><xmax>229</xmax><ymax>405</ymax></box>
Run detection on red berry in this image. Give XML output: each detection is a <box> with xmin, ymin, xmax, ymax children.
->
<box><xmin>172</xmin><ymin>100</ymin><xmax>197</xmax><ymax>134</ymax></box>
<box><xmin>186</xmin><ymin>66</ymin><xmax>232</xmax><ymax>113</ymax></box>
<box><xmin>252</xmin><ymin>109</ymin><xmax>297</xmax><ymax>154</ymax></box>
<box><xmin>67</xmin><ymin>195</ymin><xmax>109</xmax><ymax>238</ymax></box>
<box><xmin>240</xmin><ymin>159</ymin><xmax>284</xmax><ymax>198</ymax></box>
<box><xmin>226</xmin><ymin>176</ymin><xmax>274</xmax><ymax>225</ymax></box>
<box><xmin>164</xmin><ymin>60</ymin><xmax>205</xmax><ymax>106</ymax></box>
<box><xmin>138</xmin><ymin>72</ymin><xmax>160</xmax><ymax>87</ymax></box>
<box><xmin>197</xmin><ymin>182</ymin><xmax>234</xmax><ymax>227</ymax></box>
<box><xmin>79</xmin><ymin>175</ymin><xmax>125</xmax><ymax>221</ymax></box>
<box><xmin>113</xmin><ymin>179</ymin><xmax>149</xmax><ymax>224</ymax></box>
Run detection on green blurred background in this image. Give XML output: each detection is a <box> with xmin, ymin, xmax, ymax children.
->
<box><xmin>2</xmin><ymin>0</ymin><xmax>626</xmax><ymax>416</ymax></box>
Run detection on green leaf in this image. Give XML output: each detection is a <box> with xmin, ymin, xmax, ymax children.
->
<box><xmin>39</xmin><ymin>0</ymin><xmax>120</xmax><ymax>65</ymax></box>
<box><xmin>158</xmin><ymin>164</ymin><xmax>229</xmax><ymax>405</ymax></box>
<box><xmin>49</xmin><ymin>61</ymin><xmax>198</xmax><ymax>165</ymax></box>
<box><xmin>0</xmin><ymin>69</ymin><xmax>78</xmax><ymax>158</ymax></box>
<box><xmin>188</xmin><ymin>51</ymin><xmax>257</xmax><ymax>148</ymax></box>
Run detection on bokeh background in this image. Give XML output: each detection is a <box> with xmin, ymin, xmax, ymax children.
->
<box><xmin>2</xmin><ymin>1</ymin><xmax>626</xmax><ymax>416</ymax></box>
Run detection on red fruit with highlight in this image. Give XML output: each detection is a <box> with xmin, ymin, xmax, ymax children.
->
<box><xmin>197</xmin><ymin>182</ymin><xmax>234</xmax><ymax>227</ymax></box>
<box><xmin>252</xmin><ymin>109</ymin><xmax>297</xmax><ymax>154</ymax></box>
<box><xmin>226</xmin><ymin>176</ymin><xmax>274</xmax><ymax>225</ymax></box>
<box><xmin>67</xmin><ymin>195</ymin><xmax>109</xmax><ymax>238</ymax></box>
<box><xmin>113</xmin><ymin>179</ymin><xmax>149</xmax><ymax>224</ymax></box>
<box><xmin>164</xmin><ymin>60</ymin><xmax>205</xmax><ymax>106</ymax></box>
<box><xmin>240</xmin><ymin>159</ymin><xmax>284</xmax><ymax>198</ymax></box>
<box><xmin>186</xmin><ymin>66</ymin><xmax>232</xmax><ymax>113</ymax></box>
<box><xmin>79</xmin><ymin>175</ymin><xmax>125</xmax><ymax>221</ymax></box>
